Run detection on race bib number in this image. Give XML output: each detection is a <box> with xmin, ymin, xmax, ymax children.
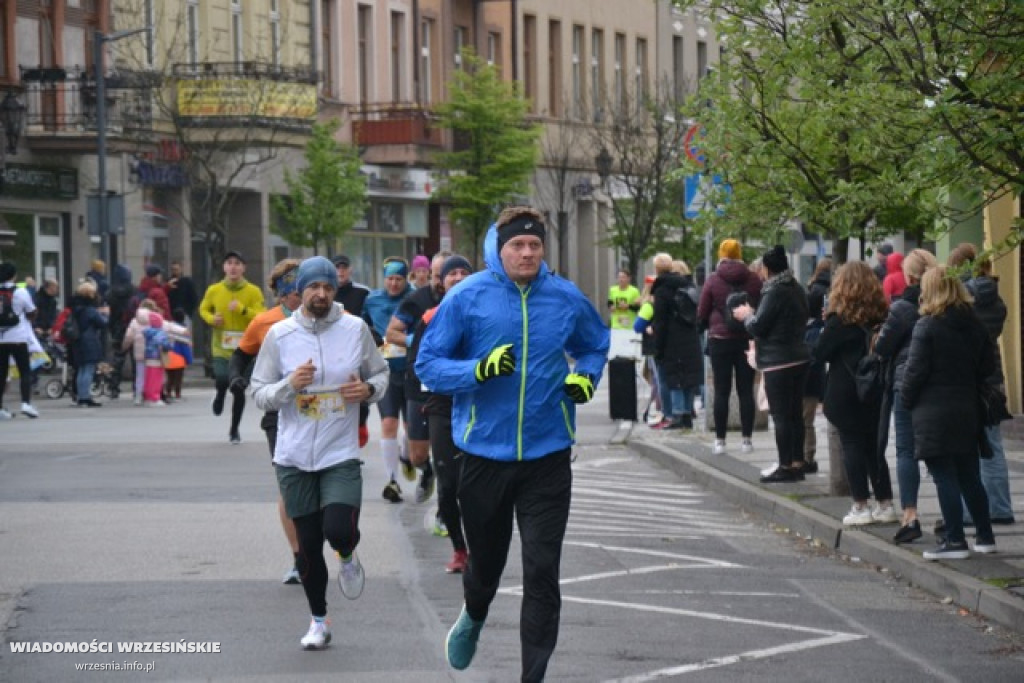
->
<box><xmin>220</xmin><ymin>330</ymin><xmax>243</xmax><ymax>351</ymax></box>
<box><xmin>379</xmin><ymin>342</ymin><xmax>406</xmax><ymax>359</ymax></box>
<box><xmin>295</xmin><ymin>385</ymin><xmax>346</xmax><ymax>420</ymax></box>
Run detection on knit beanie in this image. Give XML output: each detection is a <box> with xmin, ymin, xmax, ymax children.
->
<box><xmin>762</xmin><ymin>245</ymin><xmax>789</xmax><ymax>274</ymax></box>
<box><xmin>497</xmin><ymin>215</ymin><xmax>546</xmax><ymax>252</ymax></box>
<box><xmin>718</xmin><ymin>239</ymin><xmax>742</xmax><ymax>260</ymax></box>
<box><xmin>440</xmin><ymin>255</ymin><xmax>473</xmax><ymax>281</ymax></box>
<box><xmin>411</xmin><ymin>255</ymin><xmax>430</xmax><ymax>270</ymax></box>
<box><xmin>296</xmin><ymin>256</ymin><xmax>339</xmax><ymax>292</ymax></box>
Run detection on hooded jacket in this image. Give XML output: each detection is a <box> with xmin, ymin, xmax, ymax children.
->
<box><xmin>744</xmin><ymin>271</ymin><xmax>809</xmax><ymax>370</ymax></box>
<box><xmin>122</xmin><ymin>307</ymin><xmax>188</xmax><ymax>362</ymax></box>
<box><xmin>882</xmin><ymin>253</ymin><xmax>907</xmax><ymax>302</ymax></box>
<box><xmin>696</xmin><ymin>258</ymin><xmax>762</xmax><ymax>340</ymax></box>
<box><xmin>251</xmin><ymin>303</ymin><xmax>389</xmax><ymax>472</ymax></box>
<box><xmin>415</xmin><ymin>224</ymin><xmax>610</xmax><ymax>462</ymax></box>
<box><xmin>966</xmin><ymin>275</ymin><xmax>1007</xmax><ymax>386</ymax></box>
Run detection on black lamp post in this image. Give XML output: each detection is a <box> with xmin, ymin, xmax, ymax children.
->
<box><xmin>595</xmin><ymin>146</ymin><xmax>613</xmax><ymax>188</ymax></box>
<box><xmin>0</xmin><ymin>91</ymin><xmax>26</xmax><ymax>154</ymax></box>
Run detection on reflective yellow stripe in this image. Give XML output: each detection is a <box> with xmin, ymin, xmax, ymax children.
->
<box><xmin>560</xmin><ymin>401</ymin><xmax>575</xmax><ymax>440</ymax></box>
<box><xmin>517</xmin><ymin>285</ymin><xmax>530</xmax><ymax>461</ymax></box>
<box><xmin>463</xmin><ymin>403</ymin><xmax>476</xmax><ymax>443</ymax></box>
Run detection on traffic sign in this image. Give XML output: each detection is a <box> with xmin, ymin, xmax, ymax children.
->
<box><xmin>684</xmin><ymin>173</ymin><xmax>729</xmax><ymax>219</ymax></box>
<box><xmin>683</xmin><ymin>125</ymin><xmax>706</xmax><ymax>166</ymax></box>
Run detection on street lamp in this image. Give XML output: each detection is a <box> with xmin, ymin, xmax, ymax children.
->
<box><xmin>595</xmin><ymin>146</ymin><xmax>613</xmax><ymax>188</ymax></box>
<box><xmin>0</xmin><ymin>92</ymin><xmax>26</xmax><ymax>154</ymax></box>
<box><xmin>95</xmin><ymin>26</ymin><xmax>150</xmax><ymax>269</ymax></box>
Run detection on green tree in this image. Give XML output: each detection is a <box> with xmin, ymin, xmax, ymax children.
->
<box><xmin>674</xmin><ymin>0</ymin><xmax>947</xmax><ymax>263</ymax></box>
<box><xmin>434</xmin><ymin>51</ymin><xmax>541</xmax><ymax>263</ymax></box>
<box><xmin>271</xmin><ymin>120</ymin><xmax>367</xmax><ymax>255</ymax></box>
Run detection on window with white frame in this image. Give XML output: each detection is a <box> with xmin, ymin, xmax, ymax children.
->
<box><xmin>487</xmin><ymin>31</ymin><xmax>501</xmax><ymax>75</ymax></box>
<box><xmin>635</xmin><ymin>37</ymin><xmax>648</xmax><ymax>111</ymax></box>
<box><xmin>231</xmin><ymin>0</ymin><xmax>243</xmax><ymax>63</ymax></box>
<box><xmin>187</xmin><ymin>0</ymin><xmax>199</xmax><ymax>68</ymax></box>
<box><xmin>591</xmin><ymin>28</ymin><xmax>603</xmax><ymax>122</ymax></box>
<box><xmin>614</xmin><ymin>33</ymin><xmax>625</xmax><ymax>114</ymax></box>
<box><xmin>421</xmin><ymin>18</ymin><xmax>433</xmax><ymax>104</ymax></box>
<box><xmin>572</xmin><ymin>25</ymin><xmax>584</xmax><ymax>120</ymax></box>
<box><xmin>270</xmin><ymin>0</ymin><xmax>281</xmax><ymax>68</ymax></box>
<box><xmin>454</xmin><ymin>25</ymin><xmax>466</xmax><ymax>70</ymax></box>
<box><xmin>358</xmin><ymin>4</ymin><xmax>372</xmax><ymax>105</ymax></box>
<box><xmin>390</xmin><ymin>11</ymin><xmax>405</xmax><ymax>102</ymax></box>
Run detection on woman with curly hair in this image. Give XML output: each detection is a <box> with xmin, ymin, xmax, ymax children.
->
<box><xmin>813</xmin><ymin>261</ymin><xmax>897</xmax><ymax>526</ymax></box>
<box><xmin>902</xmin><ymin>266</ymin><xmax>996</xmax><ymax>560</ymax></box>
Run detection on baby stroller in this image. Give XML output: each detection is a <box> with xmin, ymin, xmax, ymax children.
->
<box><xmin>43</xmin><ymin>342</ymin><xmax>119</xmax><ymax>400</ymax></box>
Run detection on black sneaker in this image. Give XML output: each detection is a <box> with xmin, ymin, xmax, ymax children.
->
<box><xmin>923</xmin><ymin>540</ymin><xmax>969</xmax><ymax>560</ymax></box>
<box><xmin>415</xmin><ymin>467</ymin><xmax>436</xmax><ymax>504</ymax></box>
<box><xmin>212</xmin><ymin>392</ymin><xmax>225</xmax><ymax>416</ymax></box>
<box><xmin>933</xmin><ymin>519</ymin><xmax>946</xmax><ymax>538</ymax></box>
<box><xmin>760</xmin><ymin>467</ymin><xmax>803</xmax><ymax>483</ymax></box>
<box><xmin>893</xmin><ymin>520</ymin><xmax>923</xmax><ymax>544</ymax></box>
<box><xmin>382</xmin><ymin>480</ymin><xmax>403</xmax><ymax>503</ymax></box>
<box><xmin>803</xmin><ymin>461</ymin><xmax>819</xmax><ymax>474</ymax></box>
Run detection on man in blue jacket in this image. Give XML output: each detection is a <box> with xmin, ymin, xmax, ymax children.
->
<box><xmin>415</xmin><ymin>206</ymin><xmax>610</xmax><ymax>682</ymax></box>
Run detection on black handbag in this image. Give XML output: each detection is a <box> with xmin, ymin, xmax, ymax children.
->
<box><xmin>843</xmin><ymin>327</ymin><xmax>883</xmax><ymax>403</ymax></box>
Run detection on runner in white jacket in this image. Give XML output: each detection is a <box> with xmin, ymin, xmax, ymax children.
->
<box><xmin>251</xmin><ymin>256</ymin><xmax>389</xmax><ymax>651</ymax></box>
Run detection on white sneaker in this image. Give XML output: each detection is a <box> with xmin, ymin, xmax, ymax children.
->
<box><xmin>300</xmin><ymin>618</ymin><xmax>331</xmax><ymax>650</ymax></box>
<box><xmin>712</xmin><ymin>439</ymin><xmax>726</xmax><ymax>455</ymax></box>
<box><xmin>741</xmin><ymin>438</ymin><xmax>754</xmax><ymax>454</ymax></box>
<box><xmin>760</xmin><ymin>462</ymin><xmax>780</xmax><ymax>477</ymax></box>
<box><xmin>872</xmin><ymin>503</ymin><xmax>900</xmax><ymax>524</ymax></box>
<box><xmin>843</xmin><ymin>505</ymin><xmax>875</xmax><ymax>526</ymax></box>
<box><xmin>337</xmin><ymin>551</ymin><xmax>365</xmax><ymax>599</ymax></box>
<box><xmin>21</xmin><ymin>403</ymin><xmax>39</xmax><ymax>418</ymax></box>
<box><xmin>0</xmin><ymin>408</ymin><xmax>12</xmax><ymax>420</ymax></box>
<box><xmin>973</xmin><ymin>539</ymin><xmax>997</xmax><ymax>554</ymax></box>
<box><xmin>133</xmin><ymin>396</ymin><xmax>143</xmax><ymax>406</ymax></box>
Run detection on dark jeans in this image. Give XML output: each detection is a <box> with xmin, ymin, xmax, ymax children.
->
<box><xmin>709</xmin><ymin>340</ymin><xmax>755</xmax><ymax>439</ymax></box>
<box><xmin>925</xmin><ymin>453</ymin><xmax>993</xmax><ymax>545</ymax></box>
<box><xmin>838</xmin><ymin>423</ymin><xmax>893</xmax><ymax>502</ymax></box>
<box><xmin>0</xmin><ymin>342</ymin><xmax>31</xmax><ymax>406</ymax></box>
<box><xmin>762</xmin><ymin>364</ymin><xmax>808</xmax><ymax>467</ymax></box>
<box><xmin>428</xmin><ymin>413</ymin><xmax>466</xmax><ymax>552</ymax></box>
<box><xmin>459</xmin><ymin>449</ymin><xmax>572</xmax><ymax>683</ymax></box>
<box><xmin>292</xmin><ymin>503</ymin><xmax>361</xmax><ymax>617</ymax></box>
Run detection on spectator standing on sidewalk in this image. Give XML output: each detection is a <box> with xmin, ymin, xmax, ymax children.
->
<box><xmin>251</xmin><ymin>256</ymin><xmax>389</xmax><ymax>650</ymax></box>
<box><xmin>0</xmin><ymin>262</ymin><xmax>40</xmax><ymax>419</ymax></box>
<box><xmin>949</xmin><ymin>243</ymin><xmax>1015</xmax><ymax>526</ymax></box>
<box><xmin>697</xmin><ymin>239</ymin><xmax>763</xmax><ymax>455</ymax></box>
<box><xmin>733</xmin><ymin>246</ymin><xmax>811</xmax><ymax>483</ymax></box>
<box><xmin>69</xmin><ymin>280</ymin><xmax>109</xmax><ymax>408</ymax></box>
<box><xmin>801</xmin><ymin>258</ymin><xmax>832</xmax><ymax>473</ymax></box>
<box><xmin>416</xmin><ymin>207</ymin><xmax>609</xmax><ymax>681</ymax></box>
<box><xmin>813</xmin><ymin>261</ymin><xmax>897</xmax><ymax>524</ymax></box>
<box><xmin>230</xmin><ymin>259</ymin><xmax>305</xmax><ymax>585</ymax></box>
<box><xmin>902</xmin><ymin>266</ymin><xmax>996</xmax><ymax>560</ymax></box>
<box><xmin>882</xmin><ymin>251</ymin><xmax>907</xmax><ymax>302</ymax></box>
<box><xmin>872</xmin><ymin>243</ymin><xmax>893</xmax><ymax>282</ymax></box>
<box><xmin>649</xmin><ymin>255</ymin><xmax>702</xmax><ymax>430</ymax></box>
<box><xmin>874</xmin><ymin>248</ymin><xmax>937</xmax><ymax>544</ymax></box>
<box><xmin>32</xmin><ymin>279</ymin><xmax>59</xmax><ymax>336</ymax></box>
<box><xmin>199</xmin><ymin>250</ymin><xmax>265</xmax><ymax>444</ymax></box>
<box><xmin>165</xmin><ymin>261</ymin><xmax>199</xmax><ymax>322</ymax></box>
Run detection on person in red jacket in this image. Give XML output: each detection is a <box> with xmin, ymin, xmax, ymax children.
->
<box><xmin>882</xmin><ymin>251</ymin><xmax>907</xmax><ymax>302</ymax></box>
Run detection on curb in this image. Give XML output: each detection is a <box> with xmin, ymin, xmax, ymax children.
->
<box><xmin>629</xmin><ymin>438</ymin><xmax>1024</xmax><ymax>634</ymax></box>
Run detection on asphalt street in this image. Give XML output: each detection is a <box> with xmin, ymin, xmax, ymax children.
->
<box><xmin>2</xmin><ymin>383</ymin><xmax>1024</xmax><ymax>681</ymax></box>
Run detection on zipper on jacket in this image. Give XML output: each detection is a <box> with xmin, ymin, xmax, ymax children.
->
<box><xmin>516</xmin><ymin>285</ymin><xmax>530</xmax><ymax>460</ymax></box>
<box><xmin>560</xmin><ymin>401</ymin><xmax>575</xmax><ymax>441</ymax></box>
<box><xmin>309</xmin><ymin>318</ymin><xmax>324</xmax><ymax>470</ymax></box>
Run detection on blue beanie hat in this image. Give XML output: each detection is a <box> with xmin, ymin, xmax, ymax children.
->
<box><xmin>296</xmin><ymin>256</ymin><xmax>338</xmax><ymax>293</ymax></box>
<box><xmin>441</xmin><ymin>254</ymin><xmax>473</xmax><ymax>281</ymax></box>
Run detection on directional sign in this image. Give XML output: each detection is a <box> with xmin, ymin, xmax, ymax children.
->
<box><xmin>684</xmin><ymin>173</ymin><xmax>730</xmax><ymax>219</ymax></box>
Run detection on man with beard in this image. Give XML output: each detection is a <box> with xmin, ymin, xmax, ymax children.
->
<box><xmin>251</xmin><ymin>256</ymin><xmax>389</xmax><ymax>650</ymax></box>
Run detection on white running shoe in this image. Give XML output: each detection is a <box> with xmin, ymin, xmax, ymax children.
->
<box><xmin>843</xmin><ymin>505</ymin><xmax>875</xmax><ymax>526</ymax></box>
<box><xmin>337</xmin><ymin>551</ymin><xmax>365</xmax><ymax>600</ymax></box>
<box><xmin>973</xmin><ymin>539</ymin><xmax>997</xmax><ymax>555</ymax></box>
<box><xmin>741</xmin><ymin>438</ymin><xmax>754</xmax><ymax>454</ymax></box>
<box><xmin>760</xmin><ymin>463</ymin><xmax>780</xmax><ymax>477</ymax></box>
<box><xmin>0</xmin><ymin>408</ymin><xmax>12</xmax><ymax>420</ymax></box>
<box><xmin>712</xmin><ymin>439</ymin><xmax>726</xmax><ymax>455</ymax></box>
<box><xmin>20</xmin><ymin>403</ymin><xmax>39</xmax><ymax>418</ymax></box>
<box><xmin>300</xmin><ymin>618</ymin><xmax>331</xmax><ymax>650</ymax></box>
<box><xmin>872</xmin><ymin>503</ymin><xmax>900</xmax><ymax>524</ymax></box>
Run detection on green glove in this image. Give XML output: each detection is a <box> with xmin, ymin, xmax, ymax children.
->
<box><xmin>475</xmin><ymin>344</ymin><xmax>516</xmax><ymax>382</ymax></box>
<box><xmin>564</xmin><ymin>373</ymin><xmax>595</xmax><ymax>403</ymax></box>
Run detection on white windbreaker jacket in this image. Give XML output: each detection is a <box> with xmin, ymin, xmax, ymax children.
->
<box><xmin>251</xmin><ymin>303</ymin><xmax>388</xmax><ymax>472</ymax></box>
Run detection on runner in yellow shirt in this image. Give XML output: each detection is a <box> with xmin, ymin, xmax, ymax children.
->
<box><xmin>607</xmin><ymin>269</ymin><xmax>641</xmax><ymax>329</ymax></box>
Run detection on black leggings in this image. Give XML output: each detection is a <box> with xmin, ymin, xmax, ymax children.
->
<box><xmin>428</xmin><ymin>413</ymin><xmax>466</xmax><ymax>552</ymax></box>
<box><xmin>292</xmin><ymin>504</ymin><xmax>361</xmax><ymax>617</ymax></box>
<box><xmin>709</xmin><ymin>340</ymin><xmax>755</xmax><ymax>439</ymax></box>
<box><xmin>0</xmin><ymin>342</ymin><xmax>31</xmax><ymax>406</ymax></box>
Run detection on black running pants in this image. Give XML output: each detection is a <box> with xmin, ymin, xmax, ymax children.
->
<box><xmin>428</xmin><ymin>413</ymin><xmax>466</xmax><ymax>552</ymax></box>
<box><xmin>292</xmin><ymin>503</ymin><xmax>360</xmax><ymax>617</ymax></box>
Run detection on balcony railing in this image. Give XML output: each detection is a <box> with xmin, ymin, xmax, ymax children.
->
<box><xmin>352</xmin><ymin>104</ymin><xmax>443</xmax><ymax>147</ymax></box>
<box><xmin>19</xmin><ymin>65</ymin><xmax>156</xmax><ymax>137</ymax></box>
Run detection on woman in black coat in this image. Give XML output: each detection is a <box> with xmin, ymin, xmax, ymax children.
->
<box><xmin>801</xmin><ymin>258</ymin><xmax>831</xmax><ymax>472</ymax></box>
<box><xmin>873</xmin><ymin>249</ymin><xmax>937</xmax><ymax>544</ymax></box>
<box><xmin>813</xmin><ymin>261</ymin><xmax>895</xmax><ymax>525</ymax></box>
<box><xmin>70</xmin><ymin>281</ymin><xmax>109</xmax><ymax>407</ymax></box>
<box><xmin>901</xmin><ymin>266</ymin><xmax>996</xmax><ymax>560</ymax></box>
<box><xmin>733</xmin><ymin>246</ymin><xmax>809</xmax><ymax>482</ymax></box>
<box><xmin>651</xmin><ymin>259</ymin><xmax>704</xmax><ymax>429</ymax></box>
